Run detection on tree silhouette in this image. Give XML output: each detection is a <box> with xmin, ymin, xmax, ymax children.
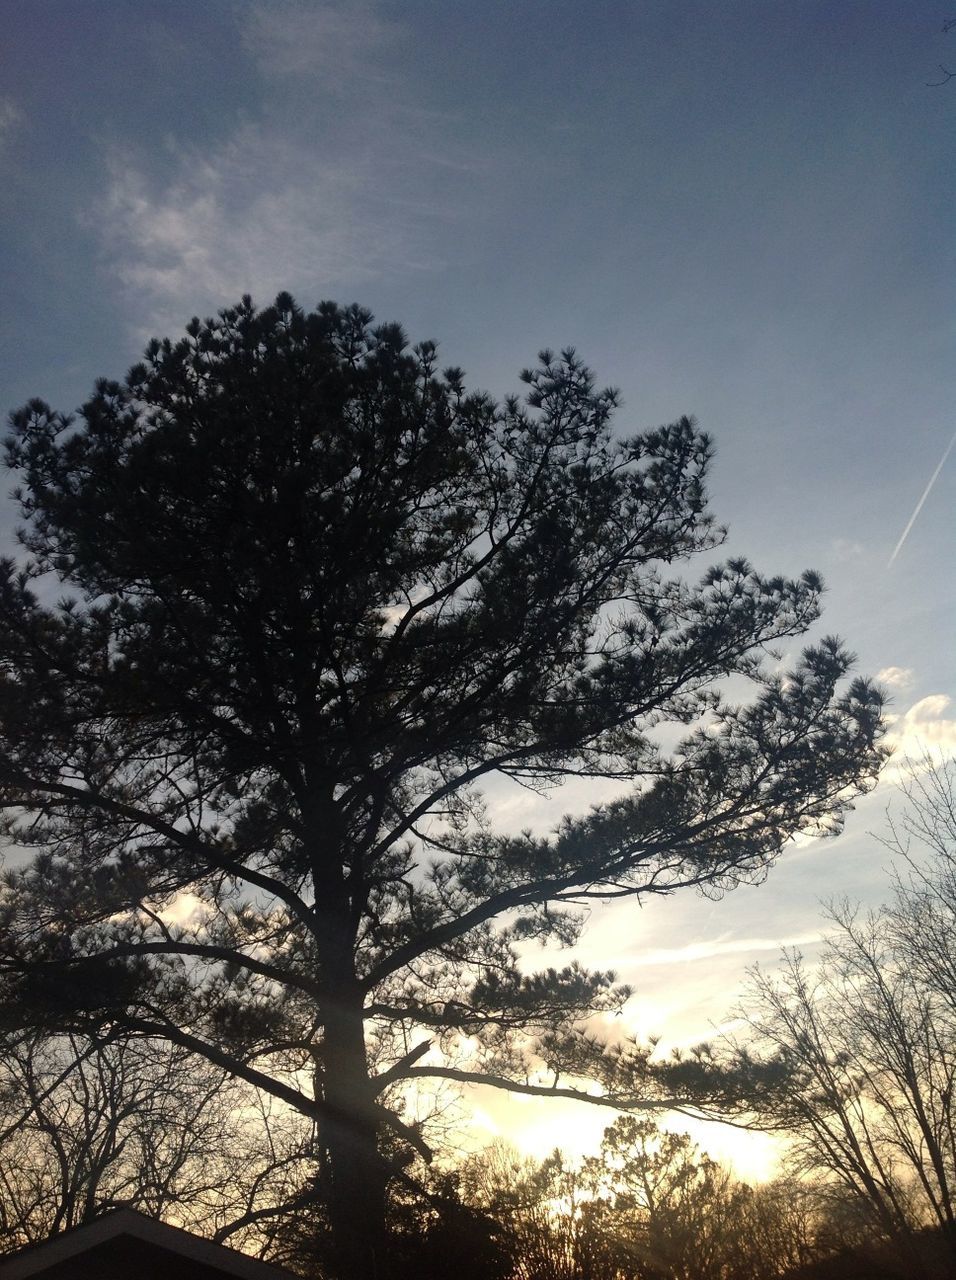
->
<box><xmin>0</xmin><ymin>1030</ymin><xmax>311</xmax><ymax>1253</ymax></box>
<box><xmin>458</xmin><ymin>1120</ymin><xmax>819</xmax><ymax>1280</ymax></box>
<box><xmin>0</xmin><ymin>294</ymin><xmax>885</xmax><ymax>1278</ymax></box>
<box><xmin>728</xmin><ymin>760</ymin><xmax>956</xmax><ymax>1279</ymax></box>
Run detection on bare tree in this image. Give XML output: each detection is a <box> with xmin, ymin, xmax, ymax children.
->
<box><xmin>459</xmin><ymin>1118</ymin><xmax>816</xmax><ymax>1280</ymax></box>
<box><xmin>461</xmin><ymin>1139</ymin><xmax>620</xmax><ymax>1280</ymax></box>
<box><xmin>734</xmin><ymin>758</ymin><xmax>956</xmax><ymax>1278</ymax></box>
<box><xmin>0</xmin><ymin>1031</ymin><xmax>315</xmax><ymax>1257</ymax></box>
<box><xmin>593</xmin><ymin>1115</ymin><xmax>759</xmax><ymax>1280</ymax></box>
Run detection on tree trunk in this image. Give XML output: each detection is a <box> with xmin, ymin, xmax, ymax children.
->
<box><xmin>319</xmin><ymin>989</ymin><xmax>388</xmax><ymax>1280</ymax></box>
<box><xmin>306</xmin><ymin>784</ymin><xmax>391</xmax><ymax>1279</ymax></box>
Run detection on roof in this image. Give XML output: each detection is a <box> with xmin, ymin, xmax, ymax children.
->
<box><xmin>0</xmin><ymin>1209</ymin><xmax>298</xmax><ymax>1280</ymax></box>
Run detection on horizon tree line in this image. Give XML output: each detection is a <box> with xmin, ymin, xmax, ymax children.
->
<box><xmin>5</xmin><ymin>760</ymin><xmax>954</xmax><ymax>1278</ymax></box>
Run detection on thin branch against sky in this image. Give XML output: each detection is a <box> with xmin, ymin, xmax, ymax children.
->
<box><xmin>887</xmin><ymin>428</ymin><xmax>956</xmax><ymax>568</ymax></box>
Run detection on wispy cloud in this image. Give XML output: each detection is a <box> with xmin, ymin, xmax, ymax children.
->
<box><xmin>244</xmin><ymin>0</ymin><xmax>399</xmax><ymax>85</ymax></box>
<box><xmin>0</xmin><ymin>98</ymin><xmax>21</xmax><ymax>156</ymax></box>
<box><xmin>92</xmin><ymin>1</ymin><xmax>474</xmax><ymax>335</ymax></box>
<box><xmin>888</xmin><ymin>428</ymin><xmax>956</xmax><ymax>567</ymax></box>
<box><xmin>831</xmin><ymin>537</ymin><xmax>864</xmax><ymax>561</ymax></box>
<box><xmin>98</xmin><ymin>129</ymin><xmax>415</xmax><ymax>335</ymax></box>
<box><xmin>627</xmin><ymin>932</ymin><xmax>823</xmax><ymax>969</ymax></box>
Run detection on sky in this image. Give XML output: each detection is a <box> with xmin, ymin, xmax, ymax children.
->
<box><xmin>1</xmin><ymin>0</ymin><xmax>954</xmax><ymax>1180</ymax></box>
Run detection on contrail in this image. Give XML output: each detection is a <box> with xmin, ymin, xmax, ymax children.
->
<box><xmin>887</xmin><ymin>427</ymin><xmax>956</xmax><ymax>568</ymax></box>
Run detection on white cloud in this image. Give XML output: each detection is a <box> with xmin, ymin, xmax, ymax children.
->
<box><xmin>884</xmin><ymin>694</ymin><xmax>956</xmax><ymax>780</ymax></box>
<box><xmin>876</xmin><ymin>665</ymin><xmax>914</xmax><ymax>689</ymax></box>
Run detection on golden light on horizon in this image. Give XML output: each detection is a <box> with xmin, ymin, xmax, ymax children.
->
<box><xmin>464</xmin><ymin>1085</ymin><xmax>783</xmax><ymax>1186</ymax></box>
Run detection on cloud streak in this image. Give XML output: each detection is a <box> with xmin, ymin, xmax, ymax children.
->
<box><xmin>626</xmin><ymin>932</ymin><xmax>824</xmax><ymax>969</ymax></box>
<box><xmin>888</xmin><ymin>427</ymin><xmax>956</xmax><ymax>567</ymax></box>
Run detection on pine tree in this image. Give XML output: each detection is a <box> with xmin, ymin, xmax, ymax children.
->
<box><xmin>0</xmin><ymin>294</ymin><xmax>885</xmax><ymax>1278</ymax></box>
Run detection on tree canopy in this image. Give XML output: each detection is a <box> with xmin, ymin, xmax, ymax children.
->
<box><xmin>0</xmin><ymin>294</ymin><xmax>886</xmax><ymax>1278</ymax></box>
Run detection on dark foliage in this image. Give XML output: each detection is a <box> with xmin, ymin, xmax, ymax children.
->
<box><xmin>0</xmin><ymin>294</ymin><xmax>886</xmax><ymax>1277</ymax></box>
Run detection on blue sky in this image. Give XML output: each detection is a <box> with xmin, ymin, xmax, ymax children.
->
<box><xmin>1</xmin><ymin>0</ymin><xmax>954</xmax><ymax>1173</ymax></box>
